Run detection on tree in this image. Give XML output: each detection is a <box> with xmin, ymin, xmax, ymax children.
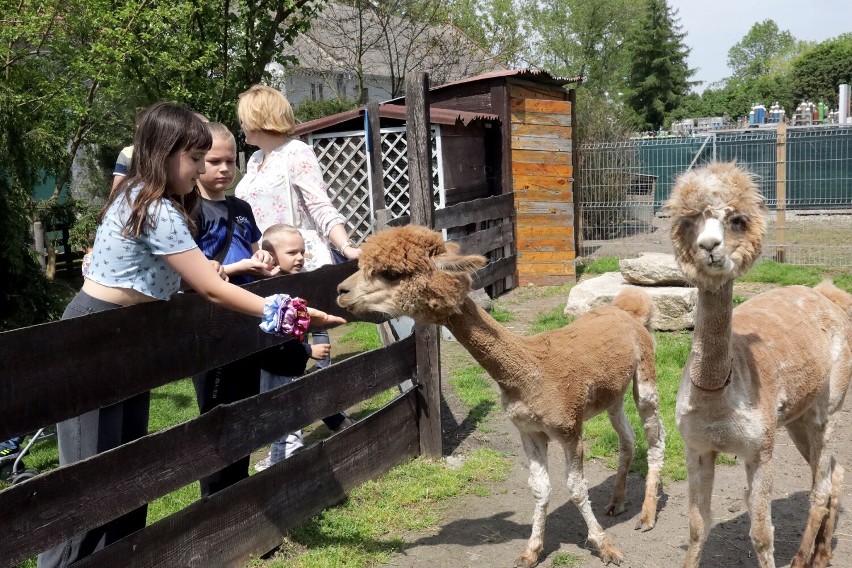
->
<box><xmin>0</xmin><ymin>0</ymin><xmax>322</xmax><ymax>328</ymax></box>
<box><xmin>447</xmin><ymin>0</ymin><xmax>528</xmax><ymax>68</ymax></box>
<box><xmin>623</xmin><ymin>0</ymin><xmax>694</xmax><ymax>130</ymax></box>
<box><xmin>304</xmin><ymin>0</ymin><xmax>497</xmax><ymax>103</ymax></box>
<box><xmin>727</xmin><ymin>20</ymin><xmax>803</xmax><ymax>82</ymax></box>
<box><xmin>790</xmin><ymin>34</ymin><xmax>852</xmax><ymax>109</ymax></box>
<box><xmin>524</xmin><ymin>0</ymin><xmax>641</xmax><ymax>95</ymax></box>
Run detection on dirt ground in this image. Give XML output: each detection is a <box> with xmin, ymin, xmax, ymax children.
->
<box><xmin>376</xmin><ymin>282</ymin><xmax>852</xmax><ymax>568</ymax></box>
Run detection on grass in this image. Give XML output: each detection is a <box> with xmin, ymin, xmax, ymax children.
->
<box><xmin>738</xmin><ymin>259</ymin><xmax>824</xmax><ymax>286</ymax></box>
<box><xmin>528</xmin><ymin>306</ymin><xmax>574</xmax><ymax>335</ymax></box>
<box><xmin>255</xmin><ymin>448</ymin><xmax>510</xmax><ymax>568</ymax></box>
<box><xmin>147</xmin><ymin>378</ymin><xmax>201</xmax><ymax>523</ymax></box>
<box><xmin>550</xmin><ymin>551</ymin><xmax>584</xmax><ymax>567</ymax></box>
<box><xmin>491</xmin><ymin>305</ymin><xmax>513</xmax><ymax>323</ymax></box>
<box><xmin>252</xmin><ymin>357</ymin><xmax>509</xmax><ymax>568</ymax></box>
<box><xmin>833</xmin><ymin>273</ymin><xmax>852</xmax><ymax>294</ymax></box>
<box><xmin>448</xmin><ymin>364</ymin><xmax>498</xmax><ymax>431</ymax></box>
<box><xmin>337</xmin><ymin>322</ymin><xmax>383</xmax><ymax>351</ymax></box>
<box><xmin>576</xmin><ymin>256</ymin><xmax>619</xmax><ymax>277</ymax></box>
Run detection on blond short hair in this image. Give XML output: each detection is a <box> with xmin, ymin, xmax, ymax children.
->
<box><xmin>205</xmin><ymin>122</ymin><xmax>236</xmax><ymax>145</ymax></box>
<box><xmin>237</xmin><ymin>85</ymin><xmax>296</xmax><ymax>137</ymax></box>
<box><xmin>262</xmin><ymin>223</ymin><xmax>302</xmax><ymax>252</ymax></box>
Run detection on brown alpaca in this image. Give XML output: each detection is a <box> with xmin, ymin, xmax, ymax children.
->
<box><xmin>665</xmin><ymin>161</ymin><xmax>852</xmax><ymax>568</ymax></box>
<box><xmin>337</xmin><ymin>225</ymin><xmax>665</xmax><ymax>566</ymax></box>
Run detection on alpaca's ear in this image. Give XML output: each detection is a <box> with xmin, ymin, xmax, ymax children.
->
<box><xmin>434</xmin><ymin>250</ymin><xmax>487</xmax><ymax>274</ymax></box>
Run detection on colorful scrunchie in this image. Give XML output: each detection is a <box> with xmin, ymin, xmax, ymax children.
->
<box><xmin>259</xmin><ymin>294</ymin><xmax>310</xmax><ymax>340</ymax></box>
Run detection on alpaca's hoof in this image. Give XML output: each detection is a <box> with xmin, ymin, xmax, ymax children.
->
<box><xmin>513</xmin><ymin>553</ymin><xmax>539</xmax><ymax>568</ymax></box>
<box><xmin>605</xmin><ymin>502</ymin><xmax>625</xmax><ymax>516</ymax></box>
<box><xmin>599</xmin><ymin>546</ymin><xmax>623</xmax><ymax>565</ymax></box>
<box><xmin>634</xmin><ymin>518</ymin><xmax>655</xmax><ymax>531</ymax></box>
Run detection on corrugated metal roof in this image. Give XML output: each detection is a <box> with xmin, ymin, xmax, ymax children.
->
<box><xmin>293</xmin><ymin>104</ymin><xmax>498</xmax><ymax>137</ymax></box>
<box><xmin>430</xmin><ymin>68</ymin><xmax>584</xmax><ymax>91</ymax></box>
<box><xmin>378</xmin><ymin>68</ymin><xmax>584</xmax><ymax>105</ymax></box>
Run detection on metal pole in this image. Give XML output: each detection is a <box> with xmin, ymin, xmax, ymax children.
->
<box><xmin>775</xmin><ymin>122</ymin><xmax>787</xmax><ymax>263</ymax></box>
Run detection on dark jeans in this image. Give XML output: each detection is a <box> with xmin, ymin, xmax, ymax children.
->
<box><xmin>191</xmin><ymin>358</ymin><xmax>260</xmax><ymax>497</ymax></box>
<box><xmin>311</xmin><ymin>329</ymin><xmax>347</xmax><ymax>430</ymax></box>
<box><xmin>38</xmin><ymin>291</ymin><xmax>147</xmax><ymax>568</ymax></box>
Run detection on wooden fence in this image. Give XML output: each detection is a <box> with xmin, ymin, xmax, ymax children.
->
<box><xmin>1</xmin><ymin>74</ymin><xmax>517</xmax><ymax>568</ymax></box>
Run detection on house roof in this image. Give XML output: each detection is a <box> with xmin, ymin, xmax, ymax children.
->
<box><xmin>281</xmin><ymin>1</ymin><xmax>504</xmax><ymax>87</ymax></box>
<box><xmin>293</xmin><ymin>104</ymin><xmax>498</xmax><ymax>137</ymax></box>
<box><xmin>431</xmin><ymin>68</ymin><xmax>585</xmax><ymax>91</ymax></box>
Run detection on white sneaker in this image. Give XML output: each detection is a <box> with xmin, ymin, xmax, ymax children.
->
<box><xmin>254</xmin><ymin>456</ymin><xmax>273</xmax><ymax>472</ymax></box>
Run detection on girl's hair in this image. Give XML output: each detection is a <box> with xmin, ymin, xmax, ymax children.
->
<box><xmin>237</xmin><ymin>85</ymin><xmax>296</xmax><ymax>137</ymax></box>
<box><xmin>102</xmin><ymin>102</ymin><xmax>212</xmax><ymax>237</ymax></box>
<box><xmin>261</xmin><ymin>223</ymin><xmax>302</xmax><ymax>252</ymax></box>
<box><xmin>206</xmin><ymin>122</ymin><xmax>236</xmax><ymax>146</ymax></box>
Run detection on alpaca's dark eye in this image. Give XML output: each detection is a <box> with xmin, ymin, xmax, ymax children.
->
<box><xmin>729</xmin><ymin>215</ymin><xmax>748</xmax><ymax>231</ymax></box>
<box><xmin>380</xmin><ymin>271</ymin><xmax>401</xmax><ymax>283</ymax></box>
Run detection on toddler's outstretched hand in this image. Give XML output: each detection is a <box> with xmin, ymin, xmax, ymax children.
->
<box><xmin>310</xmin><ymin>343</ymin><xmax>332</xmax><ymax>360</ymax></box>
<box><xmin>308</xmin><ymin>308</ymin><xmax>346</xmax><ymax>329</ymax></box>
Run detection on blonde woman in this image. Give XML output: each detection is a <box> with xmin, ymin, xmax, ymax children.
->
<box><xmin>234</xmin><ymin>84</ymin><xmax>360</xmax><ymax>265</ymax></box>
<box><xmin>235</xmin><ymin>85</ymin><xmax>358</xmax><ymax>435</ymax></box>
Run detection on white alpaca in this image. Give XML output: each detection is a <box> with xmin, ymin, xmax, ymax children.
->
<box><xmin>337</xmin><ymin>225</ymin><xmax>665</xmax><ymax>566</ymax></box>
<box><xmin>665</xmin><ymin>162</ymin><xmax>852</xmax><ymax>568</ymax></box>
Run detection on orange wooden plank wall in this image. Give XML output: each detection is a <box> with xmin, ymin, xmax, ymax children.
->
<box><xmin>510</xmin><ymin>88</ymin><xmax>575</xmax><ymax>286</ymax></box>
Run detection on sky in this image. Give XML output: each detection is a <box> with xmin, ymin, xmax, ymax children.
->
<box><xmin>668</xmin><ymin>0</ymin><xmax>851</xmax><ymax>91</ymax></box>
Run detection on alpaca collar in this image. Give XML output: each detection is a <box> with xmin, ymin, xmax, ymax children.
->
<box><xmin>690</xmin><ymin>362</ymin><xmax>732</xmax><ymax>392</ymax></box>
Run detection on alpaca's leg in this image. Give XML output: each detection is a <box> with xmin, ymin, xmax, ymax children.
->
<box><xmin>605</xmin><ymin>400</ymin><xmax>635</xmax><ymax>517</ymax></box>
<box><xmin>633</xmin><ymin>362</ymin><xmax>665</xmax><ymax>531</ymax></box>
<box><xmin>683</xmin><ymin>449</ymin><xmax>716</xmax><ymax>568</ymax></box>
<box><xmin>744</xmin><ymin>453</ymin><xmax>775</xmax><ymax>568</ymax></box>
<box><xmin>516</xmin><ymin>430</ymin><xmax>550</xmax><ymax>568</ymax></box>
<box><xmin>812</xmin><ymin>461</ymin><xmax>843</xmax><ymax>568</ymax></box>
<box><xmin>561</xmin><ymin>433</ymin><xmax>623</xmax><ymax>565</ymax></box>
<box><xmin>787</xmin><ymin>415</ymin><xmax>843</xmax><ymax>568</ymax></box>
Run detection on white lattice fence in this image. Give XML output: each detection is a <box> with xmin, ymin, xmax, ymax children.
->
<box><xmin>308</xmin><ymin>127</ymin><xmax>442</xmax><ymax>244</ymax></box>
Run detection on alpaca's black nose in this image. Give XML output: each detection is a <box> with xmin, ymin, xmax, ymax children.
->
<box><xmin>337</xmin><ymin>283</ymin><xmax>349</xmax><ymax>295</ymax></box>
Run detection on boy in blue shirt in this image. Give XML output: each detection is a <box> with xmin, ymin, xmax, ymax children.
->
<box><xmin>191</xmin><ymin>123</ymin><xmax>275</xmax><ymax>496</ymax></box>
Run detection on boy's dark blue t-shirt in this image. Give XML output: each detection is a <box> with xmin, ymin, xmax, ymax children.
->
<box><xmin>194</xmin><ymin>196</ymin><xmax>262</xmax><ymax>285</ymax></box>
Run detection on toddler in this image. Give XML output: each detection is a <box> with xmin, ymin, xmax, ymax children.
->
<box><xmin>254</xmin><ymin>224</ymin><xmax>330</xmax><ymax>469</ymax></box>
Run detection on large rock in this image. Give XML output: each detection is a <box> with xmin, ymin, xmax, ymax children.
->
<box><xmin>620</xmin><ymin>253</ymin><xmax>689</xmax><ymax>286</ymax></box>
<box><xmin>564</xmin><ymin>272</ymin><xmax>697</xmax><ymax>330</ymax></box>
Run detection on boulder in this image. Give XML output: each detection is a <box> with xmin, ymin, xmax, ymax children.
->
<box><xmin>564</xmin><ymin>272</ymin><xmax>697</xmax><ymax>330</ymax></box>
<box><xmin>619</xmin><ymin>253</ymin><xmax>689</xmax><ymax>286</ymax></box>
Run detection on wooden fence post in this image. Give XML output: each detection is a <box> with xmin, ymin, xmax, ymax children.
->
<box><xmin>406</xmin><ymin>72</ymin><xmax>442</xmax><ymax>458</ymax></box>
<box><xmin>367</xmin><ymin>101</ymin><xmax>385</xmax><ymax>224</ymax></box>
<box><xmin>775</xmin><ymin>122</ymin><xmax>787</xmax><ymax>263</ymax></box>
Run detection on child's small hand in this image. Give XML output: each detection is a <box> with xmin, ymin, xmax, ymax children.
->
<box><xmin>210</xmin><ymin>260</ymin><xmax>229</xmax><ymax>282</ymax></box>
<box><xmin>310</xmin><ymin>343</ymin><xmax>331</xmax><ymax>360</ymax></box>
<box><xmin>230</xmin><ymin>258</ymin><xmax>277</xmax><ymax>278</ymax></box>
<box><xmin>252</xmin><ymin>249</ymin><xmax>275</xmax><ymax>269</ymax></box>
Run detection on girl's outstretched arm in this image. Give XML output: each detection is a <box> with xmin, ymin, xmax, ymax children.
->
<box><xmin>165</xmin><ymin>247</ymin><xmax>345</xmax><ymax>328</ymax></box>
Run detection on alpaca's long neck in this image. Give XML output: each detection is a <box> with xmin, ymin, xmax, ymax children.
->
<box><xmin>689</xmin><ymin>280</ymin><xmax>734</xmax><ymax>390</ymax></box>
<box><xmin>445</xmin><ymin>297</ymin><xmax>532</xmax><ymax>392</ymax></box>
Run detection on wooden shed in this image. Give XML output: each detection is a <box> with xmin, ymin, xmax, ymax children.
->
<box><xmin>398</xmin><ymin>70</ymin><xmax>581</xmax><ymax>285</ymax></box>
<box><xmin>292</xmin><ymin>69</ymin><xmax>580</xmax><ymax>289</ymax></box>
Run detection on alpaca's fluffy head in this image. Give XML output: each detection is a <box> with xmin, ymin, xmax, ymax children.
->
<box><xmin>664</xmin><ymin>162</ymin><xmax>766</xmax><ymax>289</ymax></box>
<box><xmin>337</xmin><ymin>225</ymin><xmax>487</xmax><ymax>323</ymax></box>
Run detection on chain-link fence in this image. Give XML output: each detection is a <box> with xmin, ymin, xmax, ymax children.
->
<box><xmin>578</xmin><ymin>125</ymin><xmax>852</xmax><ymax>266</ymax></box>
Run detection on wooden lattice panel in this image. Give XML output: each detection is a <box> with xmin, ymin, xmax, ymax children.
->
<box><xmin>309</xmin><ymin>126</ymin><xmax>442</xmax><ymax>244</ymax></box>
